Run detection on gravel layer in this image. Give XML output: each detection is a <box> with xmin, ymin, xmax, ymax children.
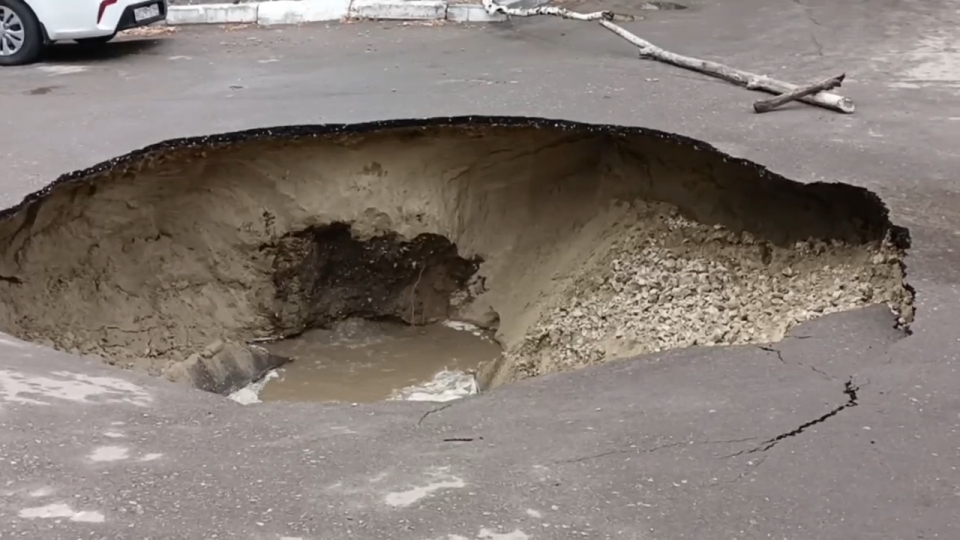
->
<box><xmin>508</xmin><ymin>206</ymin><xmax>910</xmax><ymax>379</ymax></box>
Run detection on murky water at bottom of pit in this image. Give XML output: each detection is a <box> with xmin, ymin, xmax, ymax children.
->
<box><xmin>243</xmin><ymin>319</ymin><xmax>500</xmax><ymax>404</ymax></box>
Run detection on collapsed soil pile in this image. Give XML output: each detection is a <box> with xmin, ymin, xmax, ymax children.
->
<box><xmin>501</xmin><ymin>211</ymin><xmax>904</xmax><ymax>383</ymax></box>
<box><xmin>0</xmin><ymin>118</ymin><xmax>914</xmax><ymax>394</ymax></box>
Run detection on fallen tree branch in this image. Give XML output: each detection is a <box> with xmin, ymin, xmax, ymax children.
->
<box><xmin>752</xmin><ymin>73</ymin><xmax>845</xmax><ymax>113</ymax></box>
<box><xmin>481</xmin><ymin>0</ymin><xmax>854</xmax><ymax>114</ymax></box>
<box><xmin>481</xmin><ymin>0</ymin><xmax>636</xmax><ymax>22</ymax></box>
<box><xmin>597</xmin><ymin>20</ymin><xmax>855</xmax><ymax>113</ymax></box>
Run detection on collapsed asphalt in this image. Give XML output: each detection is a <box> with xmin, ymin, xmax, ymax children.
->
<box><xmin>0</xmin><ymin>119</ymin><xmax>912</xmax><ymax>392</ymax></box>
<box><xmin>1</xmin><ymin>0</ymin><xmax>958</xmax><ymax>538</ymax></box>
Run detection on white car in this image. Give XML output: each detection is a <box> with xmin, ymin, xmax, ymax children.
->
<box><xmin>0</xmin><ymin>0</ymin><xmax>168</xmax><ymax>66</ymax></box>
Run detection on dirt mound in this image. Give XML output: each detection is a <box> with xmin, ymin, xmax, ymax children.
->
<box><xmin>0</xmin><ymin>117</ymin><xmax>913</xmax><ymax>393</ymax></box>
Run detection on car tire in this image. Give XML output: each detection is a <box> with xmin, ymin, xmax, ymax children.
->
<box><xmin>0</xmin><ymin>0</ymin><xmax>43</xmax><ymax>66</ymax></box>
<box><xmin>76</xmin><ymin>33</ymin><xmax>116</xmax><ymax>46</ymax></box>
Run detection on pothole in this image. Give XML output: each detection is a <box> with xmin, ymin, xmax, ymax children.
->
<box><xmin>0</xmin><ymin>118</ymin><xmax>914</xmax><ymax>403</ymax></box>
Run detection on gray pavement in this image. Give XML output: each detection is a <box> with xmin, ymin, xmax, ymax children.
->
<box><xmin>1</xmin><ymin>1</ymin><xmax>959</xmax><ymax>538</ymax></box>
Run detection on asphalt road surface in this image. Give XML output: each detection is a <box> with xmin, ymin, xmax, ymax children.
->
<box><xmin>1</xmin><ymin>1</ymin><xmax>958</xmax><ymax>538</ymax></box>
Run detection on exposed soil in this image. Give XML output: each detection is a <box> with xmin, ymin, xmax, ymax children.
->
<box><xmin>268</xmin><ymin>223</ymin><xmax>482</xmax><ymax>336</ymax></box>
<box><xmin>0</xmin><ymin>119</ymin><xmax>914</xmax><ymax>394</ymax></box>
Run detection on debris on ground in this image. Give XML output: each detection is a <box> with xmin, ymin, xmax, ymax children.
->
<box><xmin>120</xmin><ymin>25</ymin><xmax>178</xmax><ymax>38</ymax></box>
<box><xmin>508</xmin><ymin>207</ymin><xmax>908</xmax><ymax>379</ymax></box>
<box><xmin>482</xmin><ymin>0</ymin><xmax>855</xmax><ymax>113</ymax></box>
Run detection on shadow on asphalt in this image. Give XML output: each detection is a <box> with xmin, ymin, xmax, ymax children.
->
<box><xmin>39</xmin><ymin>38</ymin><xmax>166</xmax><ymax>64</ymax></box>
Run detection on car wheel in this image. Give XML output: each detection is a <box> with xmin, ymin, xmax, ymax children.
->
<box><xmin>76</xmin><ymin>33</ymin><xmax>116</xmax><ymax>46</ymax></box>
<box><xmin>0</xmin><ymin>0</ymin><xmax>43</xmax><ymax>66</ymax></box>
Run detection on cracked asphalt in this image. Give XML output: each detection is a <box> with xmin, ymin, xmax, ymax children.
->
<box><xmin>1</xmin><ymin>0</ymin><xmax>959</xmax><ymax>538</ymax></box>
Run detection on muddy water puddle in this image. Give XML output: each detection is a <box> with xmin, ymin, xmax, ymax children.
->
<box><xmin>256</xmin><ymin>319</ymin><xmax>501</xmax><ymax>403</ymax></box>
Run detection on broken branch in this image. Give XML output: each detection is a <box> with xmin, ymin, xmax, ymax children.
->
<box><xmin>752</xmin><ymin>73</ymin><xmax>846</xmax><ymax>113</ymax></box>
<box><xmin>597</xmin><ymin>20</ymin><xmax>855</xmax><ymax>113</ymax></box>
<box><xmin>481</xmin><ymin>0</ymin><xmax>855</xmax><ymax>114</ymax></box>
<box><xmin>481</xmin><ymin>0</ymin><xmax>636</xmax><ymax>22</ymax></box>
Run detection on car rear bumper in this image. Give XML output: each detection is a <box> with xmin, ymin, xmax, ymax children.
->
<box><xmin>38</xmin><ymin>0</ymin><xmax>167</xmax><ymax>41</ymax></box>
<box><xmin>116</xmin><ymin>0</ymin><xmax>168</xmax><ymax>33</ymax></box>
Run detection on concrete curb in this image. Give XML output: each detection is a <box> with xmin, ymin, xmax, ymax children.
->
<box><xmin>165</xmin><ymin>0</ymin><xmax>541</xmax><ymax>26</ymax></box>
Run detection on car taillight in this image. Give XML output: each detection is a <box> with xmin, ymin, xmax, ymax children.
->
<box><xmin>97</xmin><ymin>0</ymin><xmax>118</xmax><ymax>23</ymax></box>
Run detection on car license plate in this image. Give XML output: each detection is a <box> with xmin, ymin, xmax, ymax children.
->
<box><xmin>133</xmin><ymin>4</ymin><xmax>161</xmax><ymax>21</ymax></box>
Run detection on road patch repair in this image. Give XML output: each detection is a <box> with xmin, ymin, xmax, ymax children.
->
<box><xmin>0</xmin><ymin>117</ymin><xmax>914</xmax><ymax>405</ymax></box>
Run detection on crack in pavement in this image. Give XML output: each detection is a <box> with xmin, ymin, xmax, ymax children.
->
<box><xmin>417</xmin><ymin>402</ymin><xmax>458</xmax><ymax>427</ymax></box>
<box><xmin>791</xmin><ymin>0</ymin><xmax>825</xmax><ymax>56</ymax></box>
<box><xmin>559</xmin><ymin>437</ymin><xmax>759</xmax><ymax>464</ymax></box>
<box><xmin>758</xmin><ymin>344</ymin><xmax>833</xmax><ymax>380</ymax></box>
<box><xmin>559</xmin><ymin>441</ymin><xmax>687</xmax><ymax>464</ymax></box>
<box><xmin>703</xmin><ymin>455</ymin><xmax>768</xmax><ymax>487</ymax></box>
<box><xmin>723</xmin><ymin>377</ymin><xmax>860</xmax><ymax>458</ymax></box>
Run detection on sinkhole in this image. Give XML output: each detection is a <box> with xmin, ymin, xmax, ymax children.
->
<box><xmin>0</xmin><ymin>117</ymin><xmax>914</xmax><ymax>403</ymax></box>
